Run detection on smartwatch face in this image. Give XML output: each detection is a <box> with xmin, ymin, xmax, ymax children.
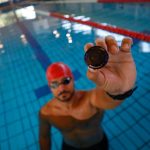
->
<box><xmin>84</xmin><ymin>46</ymin><xmax>109</xmax><ymax>69</ymax></box>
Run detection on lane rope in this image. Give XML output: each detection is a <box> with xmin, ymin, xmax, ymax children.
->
<box><xmin>35</xmin><ymin>10</ymin><xmax>150</xmax><ymax>42</ymax></box>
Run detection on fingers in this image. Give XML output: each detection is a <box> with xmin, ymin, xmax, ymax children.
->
<box><xmin>87</xmin><ymin>68</ymin><xmax>105</xmax><ymax>86</ymax></box>
<box><xmin>95</xmin><ymin>38</ymin><xmax>107</xmax><ymax>50</ymax></box>
<box><xmin>84</xmin><ymin>36</ymin><xmax>119</xmax><ymax>55</ymax></box>
<box><xmin>105</xmin><ymin>35</ymin><xmax>119</xmax><ymax>54</ymax></box>
<box><xmin>120</xmin><ymin>37</ymin><xmax>133</xmax><ymax>52</ymax></box>
<box><xmin>84</xmin><ymin>38</ymin><xmax>107</xmax><ymax>52</ymax></box>
<box><xmin>84</xmin><ymin>43</ymin><xmax>94</xmax><ymax>52</ymax></box>
<box><xmin>84</xmin><ymin>36</ymin><xmax>133</xmax><ymax>54</ymax></box>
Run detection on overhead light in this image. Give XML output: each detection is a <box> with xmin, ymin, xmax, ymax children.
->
<box><xmin>140</xmin><ymin>41</ymin><xmax>150</xmax><ymax>53</ymax></box>
<box><xmin>55</xmin><ymin>33</ymin><xmax>60</xmax><ymax>38</ymax></box>
<box><xmin>53</xmin><ymin>30</ymin><xmax>58</xmax><ymax>34</ymax></box>
<box><xmin>66</xmin><ymin>33</ymin><xmax>71</xmax><ymax>37</ymax></box>
<box><xmin>0</xmin><ymin>44</ymin><xmax>3</xmax><ymax>49</ymax></box>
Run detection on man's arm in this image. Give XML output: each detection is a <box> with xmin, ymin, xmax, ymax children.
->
<box><xmin>39</xmin><ymin>110</ymin><xmax>51</xmax><ymax>150</ymax></box>
<box><xmin>89</xmin><ymin>88</ymin><xmax>124</xmax><ymax>110</ymax></box>
<box><xmin>84</xmin><ymin>36</ymin><xmax>136</xmax><ymax>110</ymax></box>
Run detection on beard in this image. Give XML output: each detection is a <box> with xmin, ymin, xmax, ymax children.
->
<box><xmin>55</xmin><ymin>90</ymin><xmax>75</xmax><ymax>102</ymax></box>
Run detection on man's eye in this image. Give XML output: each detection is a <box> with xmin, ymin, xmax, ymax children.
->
<box><xmin>63</xmin><ymin>78</ymin><xmax>70</xmax><ymax>84</ymax></box>
<box><xmin>50</xmin><ymin>82</ymin><xmax>58</xmax><ymax>88</ymax></box>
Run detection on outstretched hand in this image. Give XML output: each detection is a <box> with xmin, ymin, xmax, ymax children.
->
<box><xmin>84</xmin><ymin>35</ymin><xmax>137</xmax><ymax>95</ymax></box>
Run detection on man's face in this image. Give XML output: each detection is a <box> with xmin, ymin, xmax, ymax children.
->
<box><xmin>49</xmin><ymin>77</ymin><xmax>75</xmax><ymax>102</ymax></box>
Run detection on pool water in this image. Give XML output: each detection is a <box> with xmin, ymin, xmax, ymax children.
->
<box><xmin>0</xmin><ymin>2</ymin><xmax>150</xmax><ymax>150</ymax></box>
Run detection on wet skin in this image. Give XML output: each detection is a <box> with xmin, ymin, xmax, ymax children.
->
<box><xmin>39</xmin><ymin>36</ymin><xmax>137</xmax><ymax>150</ymax></box>
<box><xmin>40</xmin><ymin>91</ymin><xmax>105</xmax><ymax>148</ymax></box>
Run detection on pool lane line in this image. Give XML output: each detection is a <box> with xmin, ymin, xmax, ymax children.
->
<box><xmin>50</xmin><ymin>12</ymin><xmax>150</xmax><ymax>42</ymax></box>
<box><xmin>16</xmin><ymin>20</ymin><xmax>82</xmax><ymax>99</ymax></box>
<box><xmin>31</xmin><ymin>0</ymin><xmax>150</xmax><ymax>4</ymax></box>
<box><xmin>36</xmin><ymin>10</ymin><xmax>150</xmax><ymax>42</ymax></box>
<box><xmin>16</xmin><ymin>21</ymin><xmax>52</xmax><ymax>71</ymax></box>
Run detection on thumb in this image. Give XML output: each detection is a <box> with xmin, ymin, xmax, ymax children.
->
<box><xmin>87</xmin><ymin>68</ymin><xmax>105</xmax><ymax>87</ymax></box>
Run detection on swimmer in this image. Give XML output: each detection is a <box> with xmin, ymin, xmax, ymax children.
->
<box><xmin>39</xmin><ymin>36</ymin><xmax>137</xmax><ymax>150</ymax></box>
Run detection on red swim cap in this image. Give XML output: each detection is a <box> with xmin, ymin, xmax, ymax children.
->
<box><xmin>46</xmin><ymin>62</ymin><xmax>73</xmax><ymax>82</ymax></box>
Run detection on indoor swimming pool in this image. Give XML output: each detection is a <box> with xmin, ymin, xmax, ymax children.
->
<box><xmin>0</xmin><ymin>1</ymin><xmax>150</xmax><ymax>150</ymax></box>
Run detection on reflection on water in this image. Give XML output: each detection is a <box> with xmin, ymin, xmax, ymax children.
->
<box><xmin>36</xmin><ymin>2</ymin><xmax>150</xmax><ymax>32</ymax></box>
<box><xmin>15</xmin><ymin>5</ymin><xmax>36</xmax><ymax>20</ymax></box>
<box><xmin>0</xmin><ymin>11</ymin><xmax>17</xmax><ymax>28</ymax></box>
<box><xmin>1</xmin><ymin>3</ymin><xmax>150</xmax><ymax>53</ymax></box>
<box><xmin>0</xmin><ymin>5</ymin><xmax>36</xmax><ymax>28</ymax></box>
<box><xmin>140</xmin><ymin>42</ymin><xmax>150</xmax><ymax>53</ymax></box>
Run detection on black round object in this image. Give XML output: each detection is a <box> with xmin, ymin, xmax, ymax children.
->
<box><xmin>84</xmin><ymin>46</ymin><xmax>109</xmax><ymax>69</ymax></box>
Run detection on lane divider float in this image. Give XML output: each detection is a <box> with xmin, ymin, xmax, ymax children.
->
<box><xmin>36</xmin><ymin>10</ymin><xmax>150</xmax><ymax>42</ymax></box>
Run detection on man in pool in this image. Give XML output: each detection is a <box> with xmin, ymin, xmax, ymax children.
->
<box><xmin>39</xmin><ymin>35</ymin><xmax>137</xmax><ymax>150</ymax></box>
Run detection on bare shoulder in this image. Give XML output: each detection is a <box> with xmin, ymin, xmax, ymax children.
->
<box><xmin>83</xmin><ymin>88</ymin><xmax>103</xmax><ymax>101</ymax></box>
<box><xmin>39</xmin><ymin>99</ymin><xmax>55</xmax><ymax>118</ymax></box>
<box><xmin>77</xmin><ymin>90</ymin><xmax>96</xmax><ymax>108</ymax></box>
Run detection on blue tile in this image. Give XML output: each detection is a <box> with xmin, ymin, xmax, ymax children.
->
<box><xmin>103</xmin><ymin>127</ymin><xmax>113</xmax><ymax>140</ymax></box>
<box><xmin>32</xmin><ymin>126</ymin><xmax>39</xmax><ymax>141</ymax></box>
<box><xmin>15</xmin><ymin>88</ymin><xmax>22</xmax><ymax>96</ymax></box>
<box><xmin>5</xmin><ymin>109</ymin><xmax>20</xmax><ymax>124</ymax></box>
<box><xmin>16</xmin><ymin>95</ymin><xmax>24</xmax><ymax>106</ymax></box>
<box><xmin>134</xmin><ymin>124</ymin><xmax>150</xmax><ymax>142</ymax></box>
<box><xmin>112</xmin><ymin>116</ymin><xmax>128</xmax><ymax>131</ymax></box>
<box><xmin>119</xmin><ymin>111</ymin><xmax>135</xmax><ymax>126</ymax></box>
<box><xmin>139</xmin><ymin>118</ymin><xmax>150</xmax><ymax>137</ymax></box>
<box><xmin>127</xmin><ymin>104</ymin><xmax>142</xmax><ymax>119</ymax></box>
<box><xmin>3</xmin><ymin>90</ymin><xmax>15</xmax><ymax>101</ymax></box>
<box><xmin>28</xmin><ymin>144</ymin><xmax>40</xmax><ymax>150</ymax></box>
<box><xmin>51</xmin><ymin>127</ymin><xmax>60</xmax><ymax>135</ymax></box>
<box><xmin>20</xmin><ymin>106</ymin><xmax>27</xmax><ymax>118</ymax></box>
<box><xmin>0</xmin><ymin>114</ymin><xmax>5</xmax><ymax>127</ymax></box>
<box><xmin>3</xmin><ymin>99</ymin><xmax>18</xmax><ymax>112</ymax></box>
<box><xmin>141</xmin><ymin>94</ymin><xmax>150</xmax><ymax>110</ymax></box>
<box><xmin>9</xmin><ymin>134</ymin><xmax>26</xmax><ymax>150</ymax></box>
<box><xmin>34</xmin><ymin>85</ymin><xmax>51</xmax><ymax>99</ymax></box>
<box><xmin>106</xmin><ymin>110</ymin><xmax>116</xmax><ymax>118</ymax></box>
<box><xmin>22</xmin><ymin>117</ymin><xmax>31</xmax><ymax>130</ymax></box>
<box><xmin>102</xmin><ymin>114</ymin><xmax>109</xmax><ymax>123</ymax></box>
<box><xmin>30</xmin><ymin>114</ymin><xmax>38</xmax><ymax>127</ymax></box>
<box><xmin>0</xmin><ymin>141</ymin><xmax>9</xmax><ymax>150</ymax></box>
<box><xmin>118</xmin><ymin>134</ymin><xmax>137</xmax><ymax>149</ymax></box>
<box><xmin>110</xmin><ymin>138</ymin><xmax>126</xmax><ymax>150</ymax></box>
<box><xmin>32</xmin><ymin>101</ymin><xmax>41</xmax><ymax>113</ymax></box>
<box><xmin>134</xmin><ymin>103</ymin><xmax>147</xmax><ymax>116</ymax></box>
<box><xmin>104</xmin><ymin>121</ymin><xmax>121</xmax><ymax>136</ymax></box>
<box><xmin>24</xmin><ymin>130</ymin><xmax>35</xmax><ymax>146</ymax></box>
<box><xmin>126</xmin><ymin>129</ymin><xmax>143</xmax><ymax>146</ymax></box>
<box><xmin>73</xmin><ymin>70</ymin><xmax>82</xmax><ymax>81</ymax></box>
<box><xmin>26</xmin><ymin>103</ymin><xmax>34</xmax><ymax>114</ymax></box>
<box><xmin>113</xmin><ymin>105</ymin><xmax>123</xmax><ymax>113</ymax></box>
<box><xmin>7</xmin><ymin>121</ymin><xmax>23</xmax><ymax>137</ymax></box>
<box><xmin>29</xmin><ymin>92</ymin><xmax>37</xmax><ymax>100</ymax></box>
<box><xmin>140</xmin><ymin>145</ymin><xmax>150</xmax><ymax>150</ymax></box>
<box><xmin>17</xmin><ymin>22</ymin><xmax>51</xmax><ymax>71</ymax></box>
<box><xmin>38</xmin><ymin>97</ymin><xmax>49</xmax><ymax>107</ymax></box>
<box><xmin>0</xmin><ymin>127</ymin><xmax>8</xmax><ymax>141</ymax></box>
<box><xmin>1</xmin><ymin>82</ymin><xmax>12</xmax><ymax>92</ymax></box>
<box><xmin>53</xmin><ymin>132</ymin><xmax>62</xmax><ymax>150</ymax></box>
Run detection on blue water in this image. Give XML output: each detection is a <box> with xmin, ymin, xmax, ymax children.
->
<box><xmin>0</xmin><ymin>2</ymin><xmax>150</xmax><ymax>150</ymax></box>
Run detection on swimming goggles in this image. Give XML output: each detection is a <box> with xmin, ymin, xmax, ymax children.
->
<box><xmin>49</xmin><ymin>77</ymin><xmax>72</xmax><ymax>89</ymax></box>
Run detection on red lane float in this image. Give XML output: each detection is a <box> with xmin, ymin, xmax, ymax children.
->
<box><xmin>50</xmin><ymin>12</ymin><xmax>150</xmax><ymax>42</ymax></box>
<box><xmin>97</xmin><ymin>0</ymin><xmax>150</xmax><ymax>2</ymax></box>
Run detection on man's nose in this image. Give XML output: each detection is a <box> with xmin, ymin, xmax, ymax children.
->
<box><xmin>58</xmin><ymin>84</ymin><xmax>66</xmax><ymax>91</ymax></box>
